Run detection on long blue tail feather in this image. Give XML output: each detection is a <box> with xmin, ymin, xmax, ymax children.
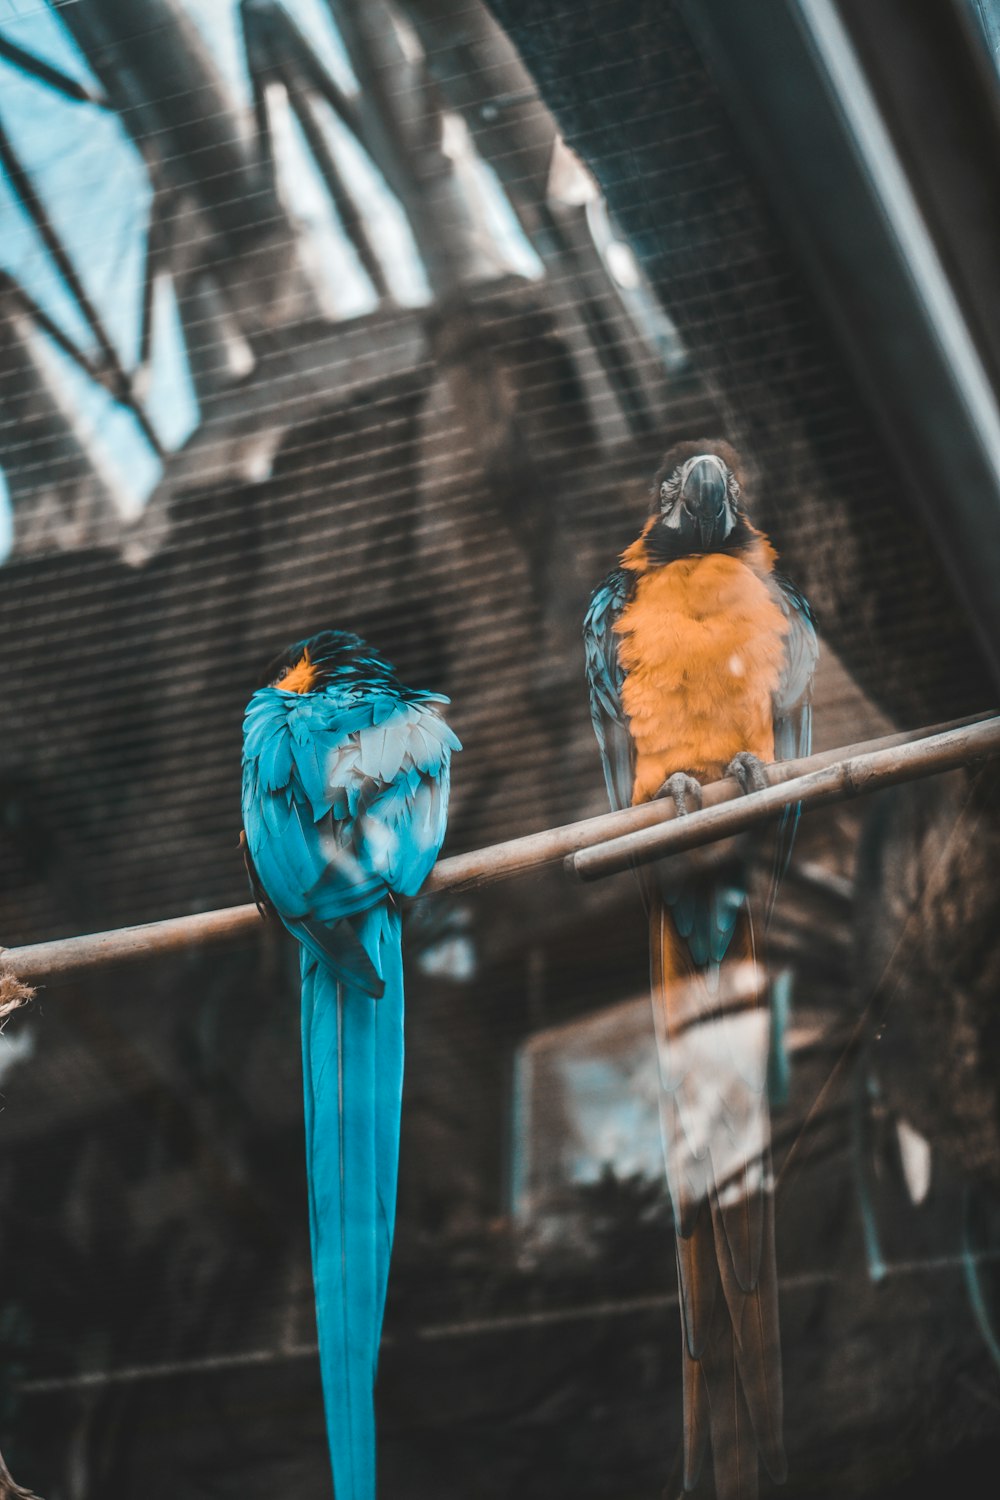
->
<box><xmin>302</xmin><ymin>913</ymin><xmax>405</xmax><ymax>1500</ymax></box>
<box><xmin>368</xmin><ymin>907</ymin><xmax>404</xmax><ymax>1360</ymax></box>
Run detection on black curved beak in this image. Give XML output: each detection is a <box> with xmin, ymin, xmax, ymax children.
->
<box><xmin>679</xmin><ymin>456</ymin><xmax>730</xmax><ymax>549</ymax></box>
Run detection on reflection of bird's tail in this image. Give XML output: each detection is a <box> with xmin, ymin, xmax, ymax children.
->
<box><xmin>300</xmin><ymin>905</ymin><xmax>404</xmax><ymax>1500</ymax></box>
<box><xmin>649</xmin><ymin>898</ymin><xmax>786</xmax><ymax>1499</ymax></box>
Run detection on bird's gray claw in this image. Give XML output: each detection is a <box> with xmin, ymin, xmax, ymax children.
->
<box><xmin>659</xmin><ymin>771</ymin><xmax>703</xmax><ymax>816</ymax></box>
<box><xmin>725</xmin><ymin>751</ymin><xmax>768</xmax><ymax>795</ymax></box>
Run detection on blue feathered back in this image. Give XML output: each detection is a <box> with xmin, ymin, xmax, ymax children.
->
<box><xmin>242</xmin><ymin>644</ymin><xmax>459</xmax><ymax>1498</ymax></box>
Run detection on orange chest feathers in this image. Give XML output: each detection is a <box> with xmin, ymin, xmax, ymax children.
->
<box><xmin>614</xmin><ymin>553</ymin><xmax>789</xmax><ymax>803</ymax></box>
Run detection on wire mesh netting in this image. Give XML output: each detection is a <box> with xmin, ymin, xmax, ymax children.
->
<box><xmin>1</xmin><ymin>2</ymin><xmax>999</xmax><ymax>1497</ymax></box>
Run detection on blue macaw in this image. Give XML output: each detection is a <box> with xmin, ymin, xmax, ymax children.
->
<box><xmin>241</xmin><ymin>630</ymin><xmax>460</xmax><ymax>1499</ymax></box>
<box><xmin>584</xmin><ymin>440</ymin><xmax>817</xmax><ymax>1499</ymax></box>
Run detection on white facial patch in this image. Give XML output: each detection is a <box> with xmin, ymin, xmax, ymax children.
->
<box><xmin>658</xmin><ymin>472</ymin><xmax>684</xmax><ymax>527</ymax></box>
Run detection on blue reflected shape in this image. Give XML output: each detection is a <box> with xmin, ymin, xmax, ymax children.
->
<box><xmin>0</xmin><ymin>2</ymin><xmax>102</xmax><ymax>92</ymax></box>
<box><xmin>438</xmin><ymin>111</ymin><xmax>545</xmax><ymax>283</ymax></box>
<box><xmin>174</xmin><ymin>0</ymin><xmax>254</xmax><ymax>112</ymax></box>
<box><xmin>459</xmin><ymin>141</ymin><xmax>545</xmax><ymax>283</ymax></box>
<box><xmin>310</xmin><ymin>96</ymin><xmax>431</xmax><ymax>309</ymax></box>
<box><xmin>0</xmin><ymin>152</ymin><xmax>96</xmax><ymax>354</ymax></box>
<box><xmin>0</xmin><ymin>50</ymin><xmax>150</xmax><ymax>370</ymax></box>
<box><xmin>32</xmin><ymin>327</ymin><xmax>161</xmax><ymax>516</ymax></box>
<box><xmin>144</xmin><ymin>274</ymin><xmax>199</xmax><ymax>452</ymax></box>
<box><xmin>269</xmin><ymin>85</ymin><xmax>379</xmax><ymax>318</ymax></box>
<box><xmin>0</xmin><ymin>465</ymin><xmax>12</xmax><ymax>563</ymax></box>
<box><xmin>284</xmin><ymin>0</ymin><xmax>357</xmax><ymax>93</ymax></box>
<box><xmin>175</xmin><ymin>0</ymin><xmax>357</xmax><ymax>114</ymax></box>
<box><xmin>966</xmin><ymin>0</ymin><xmax>1000</xmax><ymax>76</ymax></box>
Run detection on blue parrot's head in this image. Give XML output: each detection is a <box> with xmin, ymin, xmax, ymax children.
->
<box><xmin>261</xmin><ymin>629</ymin><xmax>395</xmax><ymax>695</ymax></box>
<box><xmin>643</xmin><ymin>438</ymin><xmax>753</xmax><ymax>563</ymax></box>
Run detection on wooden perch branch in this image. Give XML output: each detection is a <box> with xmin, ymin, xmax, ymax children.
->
<box><xmin>569</xmin><ymin>713</ymin><xmax>1000</xmax><ymax>883</ymax></box>
<box><xmin>421</xmin><ymin>712</ymin><xmax>993</xmax><ymax>896</ymax></box>
<box><xmin>1</xmin><ymin>715</ymin><xmax>995</xmax><ymax>986</ymax></box>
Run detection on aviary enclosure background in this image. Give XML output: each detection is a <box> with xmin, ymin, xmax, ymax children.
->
<box><xmin>0</xmin><ymin>1</ymin><xmax>999</xmax><ymax>1496</ymax></box>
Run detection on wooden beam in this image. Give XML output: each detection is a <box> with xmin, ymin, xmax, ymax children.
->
<box><xmin>569</xmin><ymin>714</ymin><xmax>1000</xmax><ymax>882</ymax></box>
<box><xmin>1</xmin><ymin>714</ymin><xmax>994</xmax><ymax>985</ymax></box>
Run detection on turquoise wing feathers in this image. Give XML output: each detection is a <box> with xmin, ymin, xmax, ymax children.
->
<box><xmin>241</xmin><ymin>680</ymin><xmax>458</xmax><ymax>912</ymax></box>
<box><xmin>767</xmin><ymin>575</ymin><xmax>820</xmax><ymax>916</ymax></box>
<box><xmin>241</xmin><ymin>636</ymin><xmax>459</xmax><ymax>1500</ymax></box>
<box><xmin>583</xmin><ymin>568</ymin><xmax>635</xmax><ymax>815</ymax></box>
<box><xmin>770</xmin><ymin>572</ymin><xmax>818</xmax><ymax>765</ymax></box>
<box><xmin>242</xmin><ymin>682</ymin><xmax>458</xmax><ymax>989</ymax></box>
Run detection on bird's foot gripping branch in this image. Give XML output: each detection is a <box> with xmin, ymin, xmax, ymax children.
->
<box><xmin>568</xmin><ymin>713</ymin><xmax>1000</xmax><ymax>884</ymax></box>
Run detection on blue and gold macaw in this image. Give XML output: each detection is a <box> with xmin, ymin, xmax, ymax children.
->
<box><xmin>241</xmin><ymin>630</ymin><xmax>460</xmax><ymax>1499</ymax></box>
<box><xmin>584</xmin><ymin>440</ymin><xmax>817</xmax><ymax>1500</ymax></box>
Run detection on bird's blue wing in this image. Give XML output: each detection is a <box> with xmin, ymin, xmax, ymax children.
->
<box><xmin>767</xmin><ymin>574</ymin><xmax>819</xmax><ymax>916</ymax></box>
<box><xmin>771</xmin><ymin>575</ymin><xmax>818</xmax><ymax>763</ymax></box>
<box><xmin>242</xmin><ymin>692</ymin><xmax>383</xmax><ymax>993</ymax></box>
<box><xmin>583</xmin><ymin>568</ymin><xmax>635</xmax><ymax>812</ymax></box>
<box><xmin>241</xmin><ymin>686</ymin><xmax>460</xmax><ymax>992</ymax></box>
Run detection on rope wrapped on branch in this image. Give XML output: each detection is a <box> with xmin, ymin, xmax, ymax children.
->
<box><xmin>1</xmin><ymin>714</ymin><xmax>997</xmax><ymax>987</ymax></box>
<box><xmin>0</xmin><ymin>963</ymin><xmax>35</xmax><ymax>1021</ymax></box>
